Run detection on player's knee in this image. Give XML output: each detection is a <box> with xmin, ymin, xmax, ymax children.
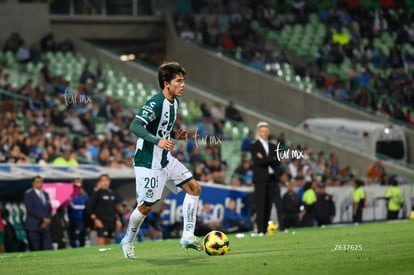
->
<box><xmin>189</xmin><ymin>180</ymin><xmax>201</xmax><ymax>196</ymax></box>
<box><xmin>194</xmin><ymin>183</ymin><xmax>201</xmax><ymax>195</ymax></box>
<box><xmin>138</xmin><ymin>204</ymin><xmax>152</xmax><ymax>215</ymax></box>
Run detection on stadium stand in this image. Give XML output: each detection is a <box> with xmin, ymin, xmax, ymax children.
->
<box><xmin>1</xmin><ymin>38</ymin><xmax>364</xmax><ymax>186</ymax></box>
<box><xmin>175</xmin><ymin>0</ymin><xmax>414</xmax><ymax>128</ymax></box>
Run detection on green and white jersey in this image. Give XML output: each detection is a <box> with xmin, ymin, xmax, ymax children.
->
<box><xmin>134</xmin><ymin>92</ymin><xmax>178</xmax><ymax>169</ymax></box>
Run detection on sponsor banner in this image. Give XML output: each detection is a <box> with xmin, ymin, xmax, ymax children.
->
<box><xmin>162</xmin><ymin>182</ymin><xmax>253</xmax><ymax>226</ymax></box>
<box><xmin>162</xmin><ymin>183</ymin><xmax>412</xmax><ymax>226</ymax></box>
<box><xmin>42</xmin><ymin>183</ymin><xmax>73</xmax><ymax>213</ymax></box>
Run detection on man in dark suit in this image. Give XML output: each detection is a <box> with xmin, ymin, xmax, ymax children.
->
<box><xmin>249</xmin><ymin>122</ymin><xmax>281</xmax><ymax>235</ymax></box>
<box><xmin>23</xmin><ymin>175</ymin><xmax>53</xmax><ymax>251</ymax></box>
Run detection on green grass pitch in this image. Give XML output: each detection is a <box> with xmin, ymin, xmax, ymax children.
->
<box><xmin>1</xmin><ymin>221</ymin><xmax>413</xmax><ymax>275</ymax></box>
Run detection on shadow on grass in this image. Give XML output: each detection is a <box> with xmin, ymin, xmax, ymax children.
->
<box><xmin>144</xmin><ymin>255</ymin><xmax>210</xmax><ymax>266</ymax></box>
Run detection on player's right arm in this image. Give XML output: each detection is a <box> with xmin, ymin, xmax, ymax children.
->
<box><xmin>129</xmin><ymin>117</ymin><xmax>160</xmax><ymax>145</ymax></box>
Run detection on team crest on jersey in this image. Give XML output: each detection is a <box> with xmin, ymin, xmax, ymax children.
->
<box><xmin>146</xmin><ymin>189</ymin><xmax>154</xmax><ymax>198</ymax></box>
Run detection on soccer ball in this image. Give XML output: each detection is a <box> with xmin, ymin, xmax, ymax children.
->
<box><xmin>267</xmin><ymin>221</ymin><xmax>278</xmax><ymax>235</ymax></box>
<box><xmin>203</xmin><ymin>230</ymin><xmax>230</xmax><ymax>256</ymax></box>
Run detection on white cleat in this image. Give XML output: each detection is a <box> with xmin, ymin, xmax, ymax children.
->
<box><xmin>120</xmin><ymin>242</ymin><xmax>137</xmax><ymax>259</ymax></box>
<box><xmin>180</xmin><ymin>236</ymin><xmax>202</xmax><ymax>251</ymax></box>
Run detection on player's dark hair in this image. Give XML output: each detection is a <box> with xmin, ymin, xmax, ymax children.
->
<box><xmin>157</xmin><ymin>61</ymin><xmax>186</xmax><ymax>89</ymax></box>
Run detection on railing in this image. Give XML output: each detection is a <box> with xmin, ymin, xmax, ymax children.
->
<box><xmin>47</xmin><ymin>0</ymin><xmax>165</xmax><ymax>16</ymax></box>
<box><xmin>0</xmin><ymin>88</ymin><xmax>44</xmax><ymax>111</ymax></box>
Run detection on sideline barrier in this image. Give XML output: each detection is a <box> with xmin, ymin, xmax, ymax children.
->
<box><xmin>163</xmin><ymin>182</ymin><xmax>413</xmax><ymax>226</ymax></box>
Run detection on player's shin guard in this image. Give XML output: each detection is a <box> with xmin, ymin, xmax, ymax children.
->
<box><xmin>122</xmin><ymin>208</ymin><xmax>146</xmax><ymax>243</ymax></box>
<box><xmin>182</xmin><ymin>194</ymin><xmax>199</xmax><ymax>239</ymax></box>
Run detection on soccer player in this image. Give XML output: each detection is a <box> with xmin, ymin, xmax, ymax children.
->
<box><xmin>120</xmin><ymin>61</ymin><xmax>202</xmax><ymax>259</ymax></box>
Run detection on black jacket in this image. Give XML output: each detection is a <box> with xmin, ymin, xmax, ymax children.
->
<box><xmin>249</xmin><ymin>139</ymin><xmax>280</xmax><ymax>182</ymax></box>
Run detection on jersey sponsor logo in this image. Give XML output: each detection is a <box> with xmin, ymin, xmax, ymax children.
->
<box><xmin>142</xmin><ymin>105</ymin><xmax>153</xmax><ymax>112</ymax></box>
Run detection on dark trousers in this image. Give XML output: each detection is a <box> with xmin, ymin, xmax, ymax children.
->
<box><xmin>316</xmin><ymin>217</ymin><xmax>332</xmax><ymax>226</ymax></box>
<box><xmin>283</xmin><ymin>213</ymin><xmax>299</xmax><ymax>229</ymax></box>
<box><xmin>26</xmin><ymin>229</ymin><xmax>53</xmax><ymax>251</ymax></box>
<box><xmin>353</xmin><ymin>206</ymin><xmax>363</xmax><ymax>223</ymax></box>
<box><xmin>273</xmin><ymin>184</ymin><xmax>284</xmax><ymax>231</ymax></box>
<box><xmin>301</xmin><ymin>212</ymin><xmax>315</xmax><ymax>227</ymax></box>
<box><xmin>69</xmin><ymin>221</ymin><xmax>86</xmax><ymax>247</ymax></box>
<box><xmin>387</xmin><ymin>210</ymin><xmax>399</xmax><ymax>220</ymax></box>
<box><xmin>254</xmin><ymin>179</ymin><xmax>274</xmax><ymax>234</ymax></box>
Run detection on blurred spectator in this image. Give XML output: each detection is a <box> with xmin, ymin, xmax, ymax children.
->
<box><xmin>195</xmin><ymin>203</ymin><xmax>223</xmax><ymax>236</ymax></box>
<box><xmin>1</xmin><ymin>202</ymin><xmax>26</xmax><ymax>252</ymax></box>
<box><xmin>52</xmin><ymin>149</ymin><xmax>79</xmax><ymax>166</ymax></box>
<box><xmin>139</xmin><ymin>212</ymin><xmax>163</xmax><ymax>241</ymax></box>
<box><xmin>231</xmin><ymin>159</ymin><xmax>253</xmax><ymax>186</ymax></box>
<box><xmin>189</xmin><ymin>146</ymin><xmax>205</xmax><ymax>165</ymax></box>
<box><xmin>173</xmin><ymin>144</ymin><xmax>188</xmax><ymax>163</ymax></box>
<box><xmin>180</xmin><ymin>25</ymin><xmax>196</xmax><ymax>41</ymax></box>
<box><xmin>29</xmin><ymin>43</ymin><xmax>42</xmax><ymax>63</ymax></box>
<box><xmin>282</xmin><ymin>180</ymin><xmax>300</xmax><ymax>229</ymax></box>
<box><xmin>6</xmin><ymin>144</ymin><xmax>31</xmax><ymax>164</ymax></box>
<box><xmin>64</xmin><ymin>110</ymin><xmax>89</xmax><ymax>135</ymax></box>
<box><xmin>240</xmin><ymin>130</ymin><xmax>254</xmax><ymax>153</ymax></box>
<box><xmin>88</xmin><ymin>136</ymin><xmax>101</xmax><ymax>161</ymax></box>
<box><xmin>68</xmin><ymin>178</ymin><xmax>89</xmax><ymax>247</ymax></box>
<box><xmin>225</xmin><ymin>101</ymin><xmax>243</xmax><ymax>122</ymax></box>
<box><xmin>193</xmin><ymin>161</ymin><xmax>212</xmax><ymax>182</ymax></box>
<box><xmin>223</xmin><ymin>198</ymin><xmax>251</xmax><ymax>233</ymax></box>
<box><xmin>406</xmin><ymin>110</ymin><xmax>414</xmax><ymax>125</ymax></box>
<box><xmin>16</xmin><ymin>41</ymin><xmax>31</xmax><ymax>63</ymax></box>
<box><xmin>0</xmin><ymin>202</ymin><xmax>4</xmax><ymax>253</ymax></box>
<box><xmin>366</xmin><ymin>160</ymin><xmax>385</xmax><ymax>185</ymax></box>
<box><xmin>3</xmin><ymin>32</ymin><xmax>23</xmax><ymax>53</ymax></box>
<box><xmin>385</xmin><ymin>179</ymin><xmax>404</xmax><ymax>220</ymax></box>
<box><xmin>80</xmin><ymin>63</ymin><xmax>95</xmax><ymax>84</ymax></box>
<box><xmin>0</xmin><ymin>72</ymin><xmax>12</xmax><ymax>91</ymax></box>
<box><xmin>105</xmin><ymin>115</ymin><xmax>122</xmax><ymax>139</ymax></box>
<box><xmin>40</xmin><ymin>60</ymin><xmax>53</xmax><ymax>84</ymax></box>
<box><xmin>40</xmin><ymin>33</ymin><xmax>56</xmax><ymax>52</ymax></box>
<box><xmin>300</xmin><ymin>180</ymin><xmax>317</xmax><ymax>227</ymax></box>
<box><xmin>38</xmin><ymin>150</ymin><xmax>52</xmax><ymax>165</ymax></box>
<box><xmin>97</xmin><ymin>147</ymin><xmax>111</xmax><ymax>166</ymax></box>
<box><xmin>352</xmin><ymin>179</ymin><xmax>365</xmax><ymax>223</ymax></box>
<box><xmin>58</xmin><ymin>37</ymin><xmax>75</xmax><ymax>53</ymax></box>
<box><xmin>24</xmin><ymin>176</ymin><xmax>53</xmax><ymax>251</ymax></box>
<box><xmin>210</xmin><ymin>101</ymin><xmax>225</xmax><ymax>123</ymax></box>
<box><xmin>314</xmin><ymin>182</ymin><xmax>336</xmax><ymax>226</ymax></box>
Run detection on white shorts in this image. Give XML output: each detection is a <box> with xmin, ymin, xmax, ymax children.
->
<box><xmin>134</xmin><ymin>157</ymin><xmax>193</xmax><ymax>206</ymax></box>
